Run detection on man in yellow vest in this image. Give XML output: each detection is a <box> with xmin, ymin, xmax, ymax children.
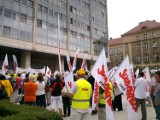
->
<box><xmin>67</xmin><ymin>69</ymin><xmax>92</xmax><ymax>120</ymax></box>
<box><xmin>95</xmin><ymin>81</ymin><xmax>113</xmax><ymax>120</ymax></box>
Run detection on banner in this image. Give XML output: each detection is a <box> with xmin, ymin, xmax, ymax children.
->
<box><xmin>12</xmin><ymin>55</ymin><xmax>18</xmax><ymax>73</ymax></box>
<box><xmin>2</xmin><ymin>54</ymin><xmax>8</xmax><ymax>75</ymax></box>
<box><xmin>72</xmin><ymin>49</ymin><xmax>80</xmax><ymax>71</ymax></box>
<box><xmin>27</xmin><ymin>66</ymin><xmax>45</xmax><ymax>74</ymax></box>
<box><xmin>114</xmin><ymin>55</ymin><xmax>138</xmax><ymax>120</ymax></box>
<box><xmin>91</xmin><ymin>48</ymin><xmax>114</xmax><ymax>120</ymax></box>
<box><xmin>64</xmin><ymin>72</ymin><xmax>75</xmax><ymax>93</ymax></box>
<box><xmin>46</xmin><ymin>66</ymin><xmax>51</xmax><ymax>77</ymax></box>
<box><xmin>142</xmin><ymin>66</ymin><xmax>151</xmax><ymax>97</ymax></box>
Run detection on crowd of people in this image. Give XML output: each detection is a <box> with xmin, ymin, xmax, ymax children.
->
<box><xmin>0</xmin><ymin>68</ymin><xmax>160</xmax><ymax>120</ymax></box>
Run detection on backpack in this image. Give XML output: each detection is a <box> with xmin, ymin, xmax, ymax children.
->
<box><xmin>0</xmin><ymin>84</ymin><xmax>8</xmax><ymax>99</ymax></box>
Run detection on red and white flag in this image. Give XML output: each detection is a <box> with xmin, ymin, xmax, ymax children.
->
<box><xmin>108</xmin><ymin>66</ymin><xmax>118</xmax><ymax>82</ymax></box>
<box><xmin>64</xmin><ymin>72</ymin><xmax>75</xmax><ymax>93</ymax></box>
<box><xmin>92</xmin><ymin>81</ymin><xmax>99</xmax><ymax>110</ymax></box>
<box><xmin>72</xmin><ymin>49</ymin><xmax>80</xmax><ymax>71</ymax></box>
<box><xmin>114</xmin><ymin>55</ymin><xmax>138</xmax><ymax>120</ymax></box>
<box><xmin>91</xmin><ymin>48</ymin><xmax>114</xmax><ymax>120</ymax></box>
<box><xmin>81</xmin><ymin>52</ymin><xmax>87</xmax><ymax>69</ymax></box>
<box><xmin>46</xmin><ymin>66</ymin><xmax>51</xmax><ymax>77</ymax></box>
<box><xmin>66</xmin><ymin>54</ymin><xmax>72</xmax><ymax>72</ymax></box>
<box><xmin>12</xmin><ymin>54</ymin><xmax>18</xmax><ymax>73</ymax></box>
<box><xmin>130</xmin><ymin>63</ymin><xmax>135</xmax><ymax>87</ymax></box>
<box><xmin>2</xmin><ymin>54</ymin><xmax>8</xmax><ymax>75</ymax></box>
<box><xmin>142</xmin><ymin>66</ymin><xmax>151</xmax><ymax>97</ymax></box>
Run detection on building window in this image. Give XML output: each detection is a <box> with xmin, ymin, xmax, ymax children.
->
<box><xmin>87</xmin><ymin>25</ymin><xmax>90</xmax><ymax>31</ymax></box>
<box><xmin>28</xmin><ymin>0</ymin><xmax>33</xmax><ymax>8</ymax></box>
<box><xmin>144</xmin><ymin>54</ymin><xmax>149</xmax><ymax>63</ymax></box>
<box><xmin>37</xmin><ymin>19</ymin><xmax>42</xmax><ymax>27</ymax></box>
<box><xmin>136</xmin><ymin>35</ymin><xmax>139</xmax><ymax>40</ymax></box>
<box><xmin>153</xmin><ymin>52</ymin><xmax>158</xmax><ymax>61</ymax></box>
<box><xmin>20</xmin><ymin>30</ymin><xmax>26</xmax><ymax>40</ymax></box>
<box><xmin>152</xmin><ymin>41</ymin><xmax>157</xmax><ymax>48</ymax></box>
<box><xmin>143</xmin><ymin>42</ymin><xmax>148</xmax><ymax>49</ymax></box>
<box><xmin>144</xmin><ymin>33</ymin><xmax>147</xmax><ymax>39</ymax></box>
<box><xmin>4</xmin><ymin>9</ymin><xmax>11</xmax><ymax>18</ymax></box>
<box><xmin>118</xmin><ymin>46</ymin><xmax>123</xmax><ymax>53</ymax></box>
<box><xmin>152</xmin><ymin>32</ymin><xmax>156</xmax><ymax>38</ymax></box>
<box><xmin>42</xmin><ymin>22</ymin><xmax>47</xmax><ymax>29</ymax></box>
<box><xmin>114</xmin><ymin>47</ymin><xmax>118</xmax><ymax>53</ymax></box>
<box><xmin>43</xmin><ymin>6</ymin><xmax>48</xmax><ymax>14</ymax></box>
<box><xmin>0</xmin><ymin>7</ymin><xmax>3</xmax><ymax>15</ymax></box>
<box><xmin>3</xmin><ymin>26</ymin><xmax>11</xmax><ymax>37</ymax></box>
<box><xmin>49</xmin><ymin>9</ymin><xmax>53</xmax><ymax>16</ymax></box>
<box><xmin>20</xmin><ymin>13</ymin><xmax>27</xmax><ymax>23</ymax></box>
<box><xmin>136</xmin><ymin>54</ymin><xmax>141</xmax><ymax>63</ymax></box>
<box><xmin>21</xmin><ymin>0</ymin><xmax>27</xmax><ymax>6</ymax></box>
<box><xmin>12</xmin><ymin>12</ymin><xmax>17</xmax><ymax>20</ymax></box>
<box><xmin>26</xmin><ymin>32</ymin><xmax>32</xmax><ymax>41</ymax></box>
<box><xmin>0</xmin><ymin>25</ymin><xmax>2</xmax><ymax>35</ymax></box>
<box><xmin>11</xmin><ymin>28</ymin><xmax>19</xmax><ymax>38</ymax></box>
<box><xmin>114</xmin><ymin>55</ymin><xmax>118</xmax><ymax>63</ymax></box>
<box><xmin>136</xmin><ymin>43</ymin><xmax>140</xmax><ymax>50</ymax></box>
<box><xmin>14</xmin><ymin>0</ymin><xmax>20</xmax><ymax>3</ymax></box>
<box><xmin>38</xmin><ymin>4</ymin><xmax>42</xmax><ymax>12</ymax></box>
<box><xmin>70</xmin><ymin>18</ymin><xmax>73</xmax><ymax>24</ymax></box>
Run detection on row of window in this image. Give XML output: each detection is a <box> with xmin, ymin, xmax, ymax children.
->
<box><xmin>109</xmin><ymin>46</ymin><xmax>123</xmax><ymax>54</ymax></box>
<box><xmin>0</xmin><ymin>25</ymin><xmax>32</xmax><ymax>41</ymax></box>
<box><xmin>136</xmin><ymin>32</ymin><xmax>156</xmax><ymax>40</ymax></box>
<box><xmin>136</xmin><ymin>53</ymin><xmax>159</xmax><ymax>63</ymax></box>
<box><xmin>13</xmin><ymin>0</ymin><xmax>33</xmax><ymax>8</ymax></box>
<box><xmin>136</xmin><ymin>41</ymin><xmax>158</xmax><ymax>50</ymax></box>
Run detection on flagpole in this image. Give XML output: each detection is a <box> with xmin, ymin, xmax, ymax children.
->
<box><xmin>58</xmin><ymin>13</ymin><xmax>62</xmax><ymax>73</ymax></box>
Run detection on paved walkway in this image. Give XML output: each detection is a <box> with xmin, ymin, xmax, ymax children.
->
<box><xmin>64</xmin><ymin>95</ymin><xmax>156</xmax><ymax>120</ymax></box>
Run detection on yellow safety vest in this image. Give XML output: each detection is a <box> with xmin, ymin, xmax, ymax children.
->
<box><xmin>99</xmin><ymin>82</ymin><xmax>113</xmax><ymax>104</ymax></box>
<box><xmin>72</xmin><ymin>79</ymin><xmax>92</xmax><ymax>109</ymax></box>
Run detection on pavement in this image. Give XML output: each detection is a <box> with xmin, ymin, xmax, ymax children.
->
<box><xmin>63</xmin><ymin>95</ymin><xmax>156</xmax><ymax>120</ymax></box>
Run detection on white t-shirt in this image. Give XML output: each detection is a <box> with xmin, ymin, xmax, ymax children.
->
<box><xmin>135</xmin><ymin>77</ymin><xmax>147</xmax><ymax>99</ymax></box>
<box><xmin>36</xmin><ymin>81</ymin><xmax>45</xmax><ymax>96</ymax></box>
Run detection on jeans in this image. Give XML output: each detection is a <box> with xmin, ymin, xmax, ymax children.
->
<box><xmin>151</xmin><ymin>95</ymin><xmax>160</xmax><ymax>119</ymax></box>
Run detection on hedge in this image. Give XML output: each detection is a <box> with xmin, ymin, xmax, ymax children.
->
<box><xmin>0</xmin><ymin>99</ymin><xmax>63</xmax><ymax>120</ymax></box>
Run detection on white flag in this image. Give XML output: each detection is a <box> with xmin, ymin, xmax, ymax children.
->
<box><xmin>64</xmin><ymin>72</ymin><xmax>75</xmax><ymax>93</ymax></box>
<box><xmin>130</xmin><ymin>64</ymin><xmax>135</xmax><ymax>87</ymax></box>
<box><xmin>135</xmin><ymin>68</ymin><xmax>139</xmax><ymax>78</ymax></box>
<box><xmin>142</xmin><ymin>66</ymin><xmax>151</xmax><ymax>97</ymax></box>
<box><xmin>81</xmin><ymin>52</ymin><xmax>87</xmax><ymax>69</ymax></box>
<box><xmin>12</xmin><ymin>54</ymin><xmax>18</xmax><ymax>73</ymax></box>
<box><xmin>91</xmin><ymin>48</ymin><xmax>114</xmax><ymax>120</ymax></box>
<box><xmin>2</xmin><ymin>54</ymin><xmax>8</xmax><ymax>75</ymax></box>
<box><xmin>46</xmin><ymin>66</ymin><xmax>51</xmax><ymax>77</ymax></box>
<box><xmin>114</xmin><ymin>55</ymin><xmax>138</xmax><ymax>120</ymax></box>
<box><xmin>66</xmin><ymin>54</ymin><xmax>72</xmax><ymax>72</ymax></box>
<box><xmin>72</xmin><ymin>49</ymin><xmax>80</xmax><ymax>71</ymax></box>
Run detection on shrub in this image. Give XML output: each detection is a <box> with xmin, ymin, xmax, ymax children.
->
<box><xmin>0</xmin><ymin>99</ymin><xmax>63</xmax><ymax>120</ymax></box>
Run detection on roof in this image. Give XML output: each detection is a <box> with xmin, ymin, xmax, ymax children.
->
<box><xmin>108</xmin><ymin>38</ymin><xmax>122</xmax><ymax>46</ymax></box>
<box><xmin>121</xmin><ymin>20</ymin><xmax>160</xmax><ymax>36</ymax></box>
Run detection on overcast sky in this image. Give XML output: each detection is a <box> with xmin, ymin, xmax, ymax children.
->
<box><xmin>107</xmin><ymin>0</ymin><xmax>160</xmax><ymax>38</ymax></box>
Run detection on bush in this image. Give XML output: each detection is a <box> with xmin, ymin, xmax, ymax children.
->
<box><xmin>0</xmin><ymin>99</ymin><xmax>63</xmax><ymax>120</ymax></box>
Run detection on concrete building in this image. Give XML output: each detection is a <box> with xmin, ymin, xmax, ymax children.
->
<box><xmin>122</xmin><ymin>20</ymin><xmax>160</xmax><ymax>70</ymax></box>
<box><xmin>0</xmin><ymin>0</ymin><xmax>108</xmax><ymax>71</ymax></box>
<box><xmin>108</xmin><ymin>37</ymin><xmax>123</xmax><ymax>70</ymax></box>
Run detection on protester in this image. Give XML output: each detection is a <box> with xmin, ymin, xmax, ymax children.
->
<box><xmin>16</xmin><ymin>73</ymin><xmax>22</xmax><ymax>95</ymax></box>
<box><xmin>135</xmin><ymin>72</ymin><xmax>147</xmax><ymax>120</ymax></box>
<box><xmin>36</xmin><ymin>73</ymin><xmax>46</xmax><ymax>108</ymax></box>
<box><xmin>95</xmin><ymin>81</ymin><xmax>113</xmax><ymax>120</ymax></box>
<box><xmin>64</xmin><ymin>69</ymin><xmax>92</xmax><ymax>120</ymax></box>
<box><xmin>154</xmin><ymin>71</ymin><xmax>160</xmax><ymax>120</ymax></box>
<box><xmin>24</xmin><ymin>75</ymin><xmax>38</xmax><ymax>106</ymax></box>
<box><xmin>0</xmin><ymin>74</ymin><xmax>13</xmax><ymax>98</ymax></box>
<box><xmin>50</xmin><ymin>71</ymin><xmax>64</xmax><ymax>116</ymax></box>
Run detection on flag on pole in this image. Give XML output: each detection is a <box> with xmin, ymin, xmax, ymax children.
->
<box><xmin>91</xmin><ymin>48</ymin><xmax>114</xmax><ymax>120</ymax></box>
<box><xmin>81</xmin><ymin>52</ymin><xmax>87</xmax><ymax>69</ymax></box>
<box><xmin>64</xmin><ymin>72</ymin><xmax>75</xmax><ymax>93</ymax></box>
<box><xmin>142</xmin><ymin>66</ymin><xmax>151</xmax><ymax>97</ymax></box>
<box><xmin>114</xmin><ymin>55</ymin><xmax>138</xmax><ymax>120</ymax></box>
<box><xmin>135</xmin><ymin>68</ymin><xmax>139</xmax><ymax>78</ymax></box>
<box><xmin>2</xmin><ymin>54</ymin><xmax>8</xmax><ymax>75</ymax></box>
<box><xmin>12</xmin><ymin>54</ymin><xmax>18</xmax><ymax>73</ymax></box>
<box><xmin>66</xmin><ymin>54</ymin><xmax>72</xmax><ymax>72</ymax></box>
<box><xmin>72</xmin><ymin>49</ymin><xmax>80</xmax><ymax>71</ymax></box>
<box><xmin>92</xmin><ymin>81</ymin><xmax>99</xmax><ymax>110</ymax></box>
<box><xmin>46</xmin><ymin>66</ymin><xmax>51</xmax><ymax>77</ymax></box>
<box><xmin>130</xmin><ymin>63</ymin><xmax>135</xmax><ymax>87</ymax></box>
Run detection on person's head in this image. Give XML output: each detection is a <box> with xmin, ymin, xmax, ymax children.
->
<box><xmin>17</xmin><ymin>73</ymin><xmax>21</xmax><ymax>77</ymax></box>
<box><xmin>155</xmin><ymin>71</ymin><xmax>160</xmax><ymax>83</ymax></box>
<box><xmin>29</xmin><ymin>75</ymin><xmax>34</xmax><ymax>82</ymax></box>
<box><xmin>37</xmin><ymin>75</ymin><xmax>44</xmax><ymax>83</ymax></box>
<box><xmin>76</xmin><ymin>69</ymin><xmax>86</xmax><ymax>79</ymax></box>
<box><xmin>138</xmin><ymin>72</ymin><xmax>144</xmax><ymax>77</ymax></box>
